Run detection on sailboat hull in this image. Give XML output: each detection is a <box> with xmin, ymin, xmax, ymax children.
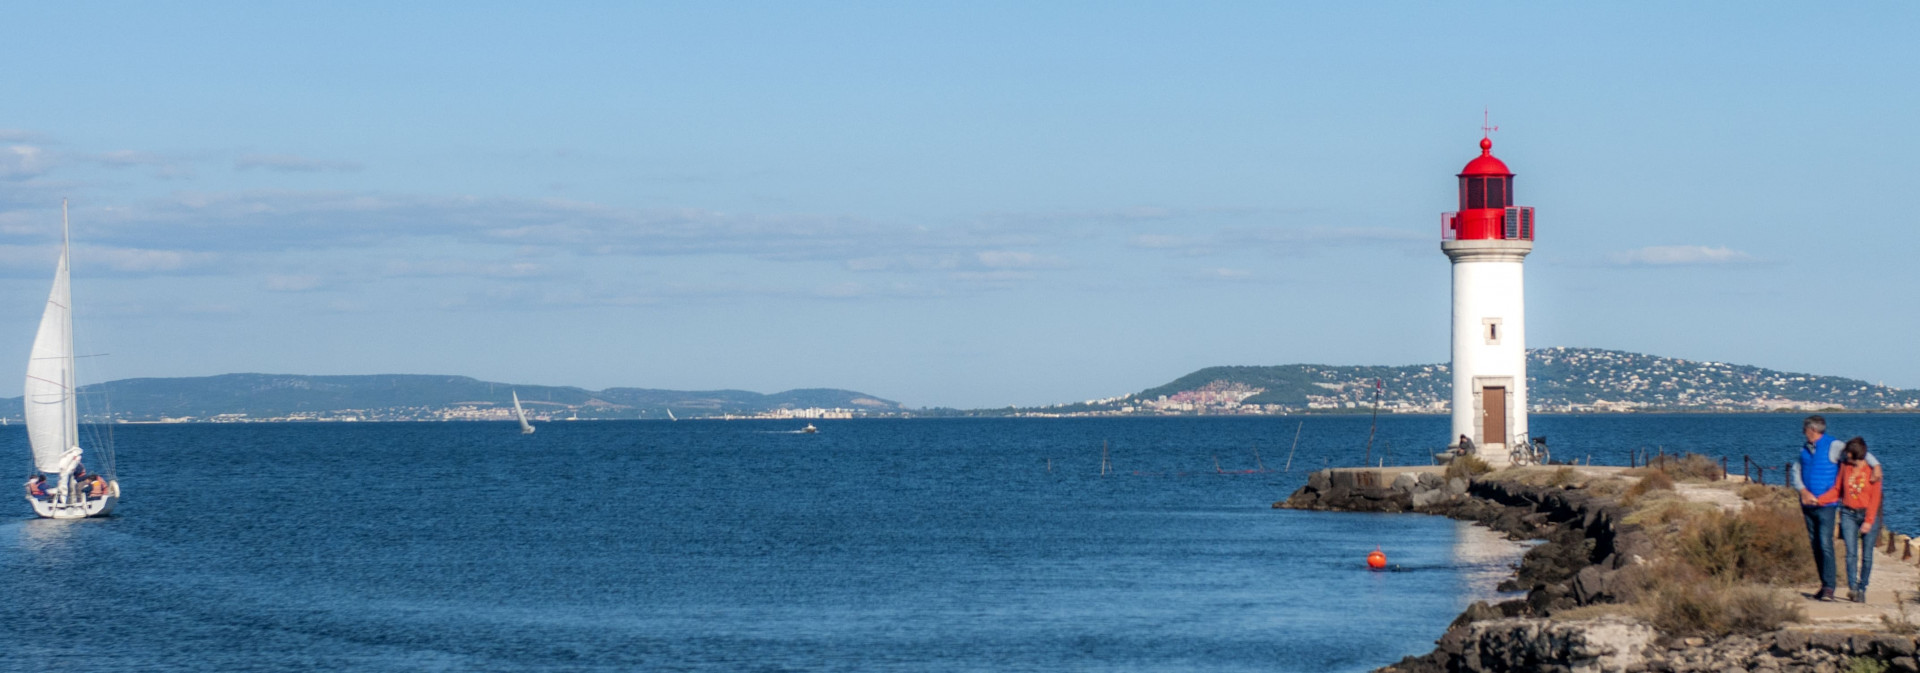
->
<box><xmin>28</xmin><ymin>495</ymin><xmax>115</xmax><ymax>519</ymax></box>
<box><xmin>521</xmin><ymin>426</ymin><xmax>536</xmax><ymax>435</ymax></box>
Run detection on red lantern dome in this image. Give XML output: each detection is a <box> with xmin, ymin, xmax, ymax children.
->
<box><xmin>1459</xmin><ymin>137</ymin><xmax>1511</xmax><ymax>177</ymax></box>
<box><xmin>1442</xmin><ymin>136</ymin><xmax>1534</xmax><ymax>242</ymax></box>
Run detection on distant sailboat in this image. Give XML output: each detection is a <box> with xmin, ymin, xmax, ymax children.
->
<box><xmin>666</xmin><ymin>409</ymin><xmax>677</xmax><ymax>422</ymax></box>
<box><xmin>24</xmin><ymin>201</ymin><xmax>117</xmax><ymax>519</ymax></box>
<box><xmin>512</xmin><ymin>390</ymin><xmax>535</xmax><ymax>435</ymax></box>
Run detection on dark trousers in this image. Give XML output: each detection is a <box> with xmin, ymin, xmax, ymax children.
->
<box><xmin>1803</xmin><ymin>505</ymin><xmax>1838</xmax><ymax>591</ymax></box>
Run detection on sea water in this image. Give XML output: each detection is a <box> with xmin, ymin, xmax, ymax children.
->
<box><xmin>3</xmin><ymin>414</ymin><xmax>1913</xmax><ymax>671</ymax></box>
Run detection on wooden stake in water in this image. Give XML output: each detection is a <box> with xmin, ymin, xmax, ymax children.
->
<box><xmin>1101</xmin><ymin>440</ymin><xmax>1112</xmax><ymax>476</ymax></box>
<box><xmin>1284</xmin><ymin>420</ymin><xmax>1303</xmax><ymax>473</ymax></box>
<box><xmin>1252</xmin><ymin>442</ymin><xmax>1266</xmax><ymax>472</ymax></box>
<box><xmin>1363</xmin><ymin>378</ymin><xmax>1382</xmax><ymax>466</ymax></box>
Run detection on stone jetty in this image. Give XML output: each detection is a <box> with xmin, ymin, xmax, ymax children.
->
<box><xmin>1279</xmin><ymin>464</ymin><xmax>1920</xmax><ymax>673</ymax></box>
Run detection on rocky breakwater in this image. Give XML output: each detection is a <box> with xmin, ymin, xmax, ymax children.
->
<box><xmin>1276</xmin><ymin>463</ymin><xmax>1920</xmax><ymax>673</ymax></box>
<box><xmin>1280</xmin><ymin>465</ymin><xmax>1651</xmax><ymax>626</ymax></box>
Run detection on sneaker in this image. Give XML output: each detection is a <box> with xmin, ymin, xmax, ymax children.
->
<box><xmin>1847</xmin><ymin>589</ymin><xmax>1859</xmax><ymax>603</ymax></box>
<box><xmin>1815</xmin><ymin>588</ymin><xmax>1835</xmax><ymax>602</ymax></box>
<box><xmin>1854</xmin><ymin>590</ymin><xmax>1868</xmax><ymax>604</ymax></box>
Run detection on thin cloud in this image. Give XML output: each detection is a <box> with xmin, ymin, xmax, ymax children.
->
<box><xmin>383</xmin><ymin>259</ymin><xmax>547</xmax><ymax>279</ymax></box>
<box><xmin>264</xmin><ymin>274</ymin><xmax>325</xmax><ymax>292</ymax></box>
<box><xmin>0</xmin><ymin>145</ymin><xmax>51</xmax><ymax>180</ymax></box>
<box><xmin>1609</xmin><ymin>245</ymin><xmax>1758</xmax><ymax>267</ymax></box>
<box><xmin>234</xmin><ymin>154</ymin><xmax>364</xmax><ymax>173</ymax></box>
<box><xmin>87</xmin><ymin>150</ymin><xmax>197</xmax><ymax>180</ymax></box>
<box><xmin>0</xmin><ymin>244</ymin><xmax>215</xmax><ymax>276</ymax></box>
<box><xmin>1189</xmin><ymin>267</ymin><xmax>1257</xmax><ymax>282</ymax></box>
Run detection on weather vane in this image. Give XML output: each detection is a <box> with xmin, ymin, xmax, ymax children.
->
<box><xmin>1481</xmin><ymin>107</ymin><xmax>1499</xmax><ymax>138</ymax></box>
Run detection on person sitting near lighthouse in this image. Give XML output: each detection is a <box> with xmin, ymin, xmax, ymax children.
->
<box><xmin>1814</xmin><ymin>438</ymin><xmax>1881</xmax><ymax>604</ymax></box>
<box><xmin>1790</xmin><ymin>415</ymin><xmax>1882</xmax><ymax>602</ymax></box>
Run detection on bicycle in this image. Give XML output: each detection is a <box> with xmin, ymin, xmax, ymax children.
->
<box><xmin>1509</xmin><ymin>434</ymin><xmax>1551</xmax><ymax>466</ymax></box>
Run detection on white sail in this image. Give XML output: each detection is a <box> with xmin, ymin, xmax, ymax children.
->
<box><xmin>23</xmin><ymin>207</ymin><xmax>78</xmax><ymax>474</ymax></box>
<box><xmin>512</xmin><ymin>390</ymin><xmax>534</xmax><ymax>434</ymax></box>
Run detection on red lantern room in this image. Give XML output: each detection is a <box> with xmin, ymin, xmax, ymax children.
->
<box><xmin>1442</xmin><ymin>137</ymin><xmax>1535</xmax><ymax>242</ymax></box>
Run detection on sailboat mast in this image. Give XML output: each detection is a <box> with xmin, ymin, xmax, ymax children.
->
<box><xmin>61</xmin><ymin>200</ymin><xmax>77</xmax><ymax>455</ymax></box>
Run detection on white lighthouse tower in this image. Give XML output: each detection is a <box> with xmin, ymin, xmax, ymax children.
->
<box><xmin>1442</xmin><ymin>134</ymin><xmax>1534</xmax><ymax>466</ymax></box>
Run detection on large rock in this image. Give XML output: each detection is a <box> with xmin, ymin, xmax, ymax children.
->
<box><xmin>1443</xmin><ymin>616</ymin><xmax>1658</xmax><ymax>673</ymax></box>
<box><xmin>1412</xmin><ymin>488</ymin><xmax>1449</xmax><ymax>509</ymax></box>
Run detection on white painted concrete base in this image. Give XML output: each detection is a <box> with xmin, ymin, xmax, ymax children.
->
<box><xmin>1478</xmin><ymin>443</ymin><xmax>1511</xmax><ymax>468</ymax></box>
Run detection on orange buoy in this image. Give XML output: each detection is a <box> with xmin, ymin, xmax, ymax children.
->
<box><xmin>1367</xmin><ymin>547</ymin><xmax>1387</xmax><ymax>570</ymax></box>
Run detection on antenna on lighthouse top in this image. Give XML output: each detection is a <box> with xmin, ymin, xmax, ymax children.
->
<box><xmin>1481</xmin><ymin>107</ymin><xmax>1499</xmax><ymax>138</ymax></box>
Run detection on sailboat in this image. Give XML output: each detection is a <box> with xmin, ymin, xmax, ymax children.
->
<box><xmin>512</xmin><ymin>390</ymin><xmax>535</xmax><ymax>435</ymax></box>
<box><xmin>24</xmin><ymin>201</ymin><xmax>117</xmax><ymax>519</ymax></box>
<box><xmin>666</xmin><ymin>409</ymin><xmax>677</xmax><ymax>422</ymax></box>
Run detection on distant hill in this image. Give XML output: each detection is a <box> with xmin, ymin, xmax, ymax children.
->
<box><xmin>0</xmin><ymin>374</ymin><xmax>901</xmax><ymax>422</ymax></box>
<box><xmin>1011</xmin><ymin>347</ymin><xmax>1920</xmax><ymax>416</ymax></box>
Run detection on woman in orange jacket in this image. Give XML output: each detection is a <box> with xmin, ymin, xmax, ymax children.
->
<box><xmin>1817</xmin><ymin>437</ymin><xmax>1882</xmax><ymax>603</ymax></box>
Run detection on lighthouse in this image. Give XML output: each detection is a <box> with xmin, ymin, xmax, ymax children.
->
<box><xmin>1442</xmin><ymin>134</ymin><xmax>1534</xmax><ymax>466</ymax></box>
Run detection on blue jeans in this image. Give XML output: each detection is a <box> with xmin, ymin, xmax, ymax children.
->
<box><xmin>1804</xmin><ymin>505</ymin><xmax>1838</xmax><ymax>591</ymax></box>
<box><xmin>1840</xmin><ymin>507</ymin><xmax>1883</xmax><ymax>593</ymax></box>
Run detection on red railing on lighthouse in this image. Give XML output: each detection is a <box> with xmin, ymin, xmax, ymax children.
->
<box><xmin>1442</xmin><ymin>206</ymin><xmax>1534</xmax><ymax>242</ymax></box>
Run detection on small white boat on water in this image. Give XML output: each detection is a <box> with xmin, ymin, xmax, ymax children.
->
<box><xmin>512</xmin><ymin>390</ymin><xmax>535</xmax><ymax>435</ymax></box>
<box><xmin>801</xmin><ymin>424</ymin><xmax>818</xmax><ymax>434</ymax></box>
<box><xmin>666</xmin><ymin>409</ymin><xmax>677</xmax><ymax>422</ymax></box>
<box><xmin>24</xmin><ymin>202</ymin><xmax>119</xmax><ymax>519</ymax></box>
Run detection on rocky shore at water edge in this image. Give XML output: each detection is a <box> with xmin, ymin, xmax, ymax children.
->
<box><xmin>1278</xmin><ymin>464</ymin><xmax>1920</xmax><ymax>673</ymax></box>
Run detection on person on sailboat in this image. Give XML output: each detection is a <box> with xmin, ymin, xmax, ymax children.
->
<box><xmin>25</xmin><ymin>475</ymin><xmax>48</xmax><ymax>500</ymax></box>
<box><xmin>86</xmin><ymin>474</ymin><xmax>108</xmax><ymax>499</ymax></box>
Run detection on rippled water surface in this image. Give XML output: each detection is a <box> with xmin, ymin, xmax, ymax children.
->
<box><xmin>13</xmin><ymin>414</ymin><xmax>1903</xmax><ymax>672</ymax></box>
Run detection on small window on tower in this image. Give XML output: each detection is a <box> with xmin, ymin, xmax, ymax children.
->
<box><xmin>1483</xmin><ymin>318</ymin><xmax>1502</xmax><ymax>345</ymax></box>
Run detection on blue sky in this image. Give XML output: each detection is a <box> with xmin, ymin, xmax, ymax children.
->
<box><xmin>2</xmin><ymin>2</ymin><xmax>1916</xmax><ymax>408</ymax></box>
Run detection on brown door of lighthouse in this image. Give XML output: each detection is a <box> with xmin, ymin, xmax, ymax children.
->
<box><xmin>1482</xmin><ymin>387</ymin><xmax>1506</xmax><ymax>445</ymax></box>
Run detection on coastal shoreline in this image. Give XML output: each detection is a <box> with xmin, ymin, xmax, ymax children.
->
<box><xmin>1278</xmin><ymin>465</ymin><xmax>1920</xmax><ymax>673</ymax></box>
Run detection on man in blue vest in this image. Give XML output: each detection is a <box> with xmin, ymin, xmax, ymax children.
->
<box><xmin>1790</xmin><ymin>414</ymin><xmax>1882</xmax><ymax>601</ymax></box>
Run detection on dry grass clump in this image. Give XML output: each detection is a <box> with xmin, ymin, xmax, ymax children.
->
<box><xmin>1586</xmin><ymin>477</ymin><xmax>1631</xmax><ymax>498</ymax></box>
<box><xmin>1444</xmin><ymin>454</ymin><xmax>1492</xmax><ymax>480</ymax></box>
<box><xmin>1624</xmin><ymin>469</ymin><xmax>1676</xmax><ymax>499</ymax></box>
<box><xmin>1738</xmin><ymin>483</ymin><xmax>1802</xmax><ymax>511</ymax></box>
<box><xmin>1495</xmin><ymin>465</ymin><xmax>1584</xmax><ymax>488</ymax></box>
<box><xmin>1738</xmin><ymin>483</ymin><xmax>1776</xmax><ymax>502</ymax></box>
<box><xmin>1675</xmin><ymin>504</ymin><xmax>1815</xmax><ymax>585</ymax></box>
<box><xmin>1604</xmin><ymin>471</ymin><xmax>1814</xmax><ymax>637</ymax></box>
<box><xmin>1622</xmin><ymin>497</ymin><xmax>1714</xmax><ymax>528</ymax></box>
<box><xmin>1648</xmin><ymin>577</ymin><xmax>1804</xmax><ymax>636</ymax></box>
<box><xmin>1641</xmin><ymin>453</ymin><xmax>1725</xmax><ymax>482</ymax></box>
<box><xmin>1546</xmin><ymin>466</ymin><xmax>1579</xmax><ymax>487</ymax></box>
